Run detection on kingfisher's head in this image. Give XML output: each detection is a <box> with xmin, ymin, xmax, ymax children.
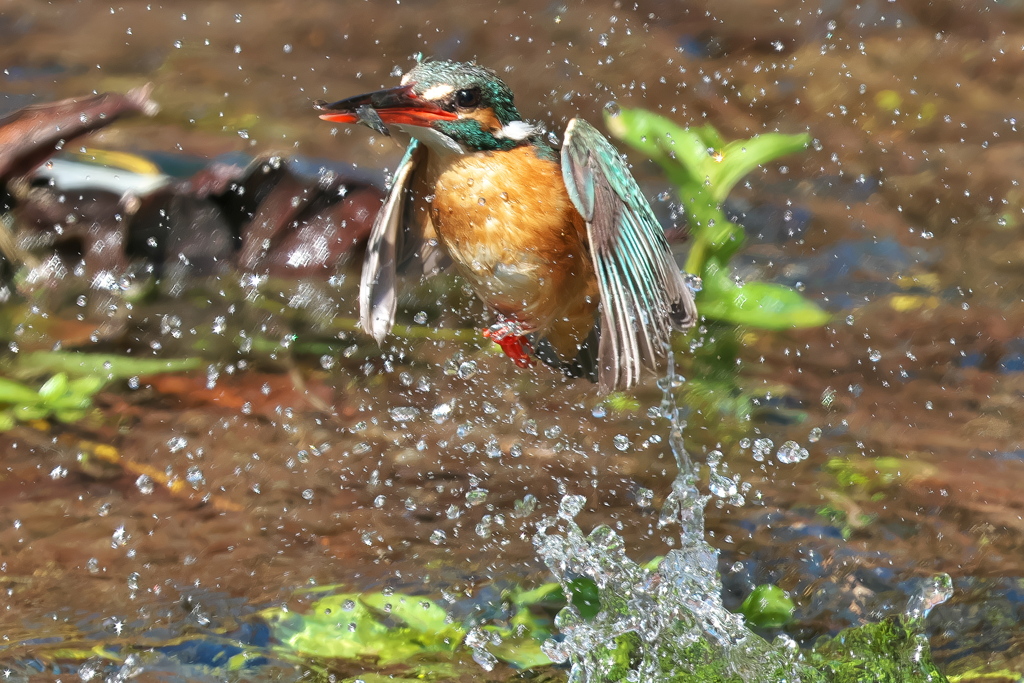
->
<box><xmin>315</xmin><ymin>60</ymin><xmax>540</xmax><ymax>153</ymax></box>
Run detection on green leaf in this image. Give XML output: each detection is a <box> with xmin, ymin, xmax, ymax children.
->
<box><xmin>604</xmin><ymin>392</ymin><xmax>641</xmax><ymax>414</ymax></box>
<box><xmin>13</xmin><ymin>404</ymin><xmax>48</xmax><ymax>420</ymax></box>
<box><xmin>0</xmin><ymin>409</ymin><xmax>15</xmax><ymax>431</ymax></box>
<box><xmin>709</xmin><ymin>133</ymin><xmax>811</xmax><ymax>202</ymax></box>
<box><xmin>263</xmin><ymin>592</ymin><xmax>460</xmax><ymax>665</ymax></box>
<box><xmin>54</xmin><ymin>408</ymin><xmax>88</xmax><ymax>423</ymax></box>
<box><xmin>740</xmin><ymin>584</ymin><xmax>795</xmax><ymax>628</ymax></box>
<box><xmin>566</xmin><ymin>576</ymin><xmax>602</xmax><ymax>620</ymax></box>
<box><xmin>15</xmin><ymin>351</ymin><xmax>202</xmax><ymax>381</ymax></box>
<box><xmin>700</xmin><ymin>273</ymin><xmax>830</xmax><ymax>329</ymax></box>
<box><xmin>508</xmin><ymin>581</ymin><xmax>564</xmax><ymax>607</ymax></box>
<box><xmin>37</xmin><ymin>373</ymin><xmax>69</xmax><ymax>402</ymax></box>
<box><xmin>604</xmin><ymin>108</ymin><xmax>709</xmax><ymax>191</ymax></box>
<box><xmin>0</xmin><ymin>377</ymin><xmax>44</xmax><ymax>405</ymax></box>
<box><xmin>68</xmin><ymin>376</ymin><xmax>105</xmax><ymax>397</ymax></box>
<box><xmin>484</xmin><ymin>623</ymin><xmax>552</xmax><ymax>669</ymax></box>
<box><xmin>359</xmin><ymin>592</ymin><xmax>453</xmax><ymax>635</ymax></box>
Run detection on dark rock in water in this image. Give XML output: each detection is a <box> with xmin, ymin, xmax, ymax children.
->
<box><xmin>0</xmin><ymin>85</ymin><xmax>158</xmax><ymax>182</ymax></box>
<box><xmin>13</xmin><ymin>186</ymin><xmax>131</xmax><ymax>277</ymax></box>
<box><xmin>265</xmin><ymin>184</ymin><xmax>379</xmax><ymax>277</ymax></box>
<box><xmin>131</xmin><ymin>154</ymin><xmax>384</xmax><ymax>278</ymax></box>
<box><xmin>127</xmin><ymin>192</ymin><xmax>236</xmax><ymax>276</ymax></box>
<box><xmin>237</xmin><ymin>163</ymin><xmax>382</xmax><ymax>277</ymax></box>
<box><xmin>0</xmin><ymin>88</ymin><xmax>383</xmax><ymax>288</ymax></box>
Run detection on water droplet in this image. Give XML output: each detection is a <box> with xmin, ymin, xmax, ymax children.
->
<box><xmin>458</xmin><ymin>361</ymin><xmax>478</xmax><ymax>379</ymax></box>
<box><xmin>475</xmin><ymin>515</ymin><xmax>493</xmax><ymax>538</ymax></box>
<box><xmin>868</xmin><ymin>348</ymin><xmax>882</xmax><ymax>362</ymax></box>
<box><xmin>613</xmin><ymin>434</ymin><xmax>631</xmax><ymax>451</ymax></box>
<box><xmin>684</xmin><ymin>273</ymin><xmax>703</xmax><ymax>294</ymax></box>
<box><xmin>751</xmin><ymin>438</ymin><xmax>773</xmax><ymax>462</ymax></box>
<box><xmin>513</xmin><ymin>493</ymin><xmax>537</xmax><ymax>518</ymax></box>
<box><xmin>135</xmin><ymin>475</ymin><xmax>154</xmax><ymax>495</ymax></box>
<box><xmin>185</xmin><ymin>466</ymin><xmax>205</xmax><ymax>487</ymax></box>
<box><xmin>111</xmin><ymin>525</ymin><xmax>129</xmax><ymax>548</ymax></box>
<box><xmin>389</xmin><ymin>406</ymin><xmax>420</xmax><ymax>422</ymax></box>
<box><xmin>429</xmin><ymin>529</ymin><xmax>446</xmax><ymax>545</ymax></box>
<box><xmin>636</xmin><ymin>487</ymin><xmax>654</xmax><ymax>507</ymax></box>
<box><xmin>808</xmin><ymin>427</ymin><xmax>822</xmax><ymax>443</ymax></box>
<box><xmin>776</xmin><ymin>440</ymin><xmax>809</xmax><ymax>464</ymax></box>
<box><xmin>557</xmin><ymin>494</ymin><xmax>586</xmax><ymax>519</ymax></box>
<box><xmin>709</xmin><ymin>472</ymin><xmax>738</xmax><ymax>498</ymax></box>
<box><xmin>432</xmin><ymin>401</ymin><xmax>454</xmax><ymax>423</ymax></box>
<box><xmin>413</xmin><ymin>311</ymin><xmax>428</xmax><ymax>324</ymax></box>
<box><xmin>466</xmin><ymin>489</ymin><xmax>488</xmax><ymax>506</ymax></box>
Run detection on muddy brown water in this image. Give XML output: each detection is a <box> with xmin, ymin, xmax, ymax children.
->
<box><xmin>2</xmin><ymin>0</ymin><xmax>1024</xmax><ymax>680</ymax></box>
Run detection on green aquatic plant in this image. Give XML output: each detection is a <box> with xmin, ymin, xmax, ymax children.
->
<box><xmin>740</xmin><ymin>584</ymin><xmax>796</xmax><ymax>629</ymax></box>
<box><xmin>605</xmin><ymin>108</ymin><xmax>825</xmax><ymax>329</ymax></box>
<box><xmin>253</xmin><ymin>576</ymin><xmax>950</xmax><ymax>682</ymax></box>
<box><xmin>606</xmin><ymin>109</ymin><xmax>827</xmax><ymax>417</ymax></box>
<box><xmin>0</xmin><ymin>373</ymin><xmax>103</xmax><ymax>429</ymax></box>
<box><xmin>0</xmin><ymin>351</ymin><xmax>202</xmax><ymax>431</ymax></box>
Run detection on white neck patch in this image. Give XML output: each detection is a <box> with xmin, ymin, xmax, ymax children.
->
<box><xmin>496</xmin><ymin>120</ymin><xmax>541</xmax><ymax>141</ymax></box>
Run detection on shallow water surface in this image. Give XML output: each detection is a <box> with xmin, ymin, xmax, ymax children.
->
<box><xmin>2</xmin><ymin>0</ymin><xmax>1024</xmax><ymax>680</ymax></box>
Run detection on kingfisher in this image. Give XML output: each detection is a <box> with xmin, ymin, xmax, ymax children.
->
<box><xmin>315</xmin><ymin>60</ymin><xmax>696</xmax><ymax>391</ymax></box>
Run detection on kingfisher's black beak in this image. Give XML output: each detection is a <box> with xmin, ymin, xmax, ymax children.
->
<box><xmin>314</xmin><ymin>84</ymin><xmax>457</xmax><ymax>135</ymax></box>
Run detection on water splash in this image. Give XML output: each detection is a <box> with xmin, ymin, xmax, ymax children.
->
<box><xmin>530</xmin><ymin>347</ymin><xmax>954</xmax><ymax>682</ymax></box>
<box><xmin>533</xmin><ymin>348</ymin><xmax>805</xmax><ymax>682</ymax></box>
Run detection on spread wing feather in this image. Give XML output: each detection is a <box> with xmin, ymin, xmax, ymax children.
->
<box><xmin>359</xmin><ymin>140</ymin><xmax>442</xmax><ymax>343</ymax></box>
<box><xmin>561</xmin><ymin>118</ymin><xmax>697</xmax><ymax>391</ymax></box>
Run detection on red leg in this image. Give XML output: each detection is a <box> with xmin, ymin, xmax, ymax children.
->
<box><xmin>482</xmin><ymin>318</ymin><xmax>535</xmax><ymax>368</ymax></box>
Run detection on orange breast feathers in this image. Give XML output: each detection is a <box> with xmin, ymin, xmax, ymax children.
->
<box><xmin>427</xmin><ymin>145</ymin><xmax>599</xmax><ymax>359</ymax></box>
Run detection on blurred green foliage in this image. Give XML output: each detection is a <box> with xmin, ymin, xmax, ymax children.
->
<box><xmin>606</xmin><ymin>108</ymin><xmax>828</xmax><ymax>418</ymax></box>
<box><xmin>740</xmin><ymin>584</ymin><xmax>796</xmax><ymax>628</ymax></box>
<box><xmin>0</xmin><ymin>352</ymin><xmax>201</xmax><ymax>431</ymax></box>
<box><xmin>605</xmin><ymin>108</ymin><xmax>826</xmax><ymax>330</ymax></box>
<box><xmin>256</xmin><ymin>578</ymin><xmax>947</xmax><ymax>683</ymax></box>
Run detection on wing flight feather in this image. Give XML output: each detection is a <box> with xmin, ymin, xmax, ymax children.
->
<box><xmin>359</xmin><ymin>141</ymin><xmax>441</xmax><ymax>343</ymax></box>
<box><xmin>561</xmin><ymin>118</ymin><xmax>697</xmax><ymax>390</ymax></box>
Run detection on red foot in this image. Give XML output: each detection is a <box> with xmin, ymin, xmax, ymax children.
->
<box><xmin>482</xmin><ymin>324</ymin><xmax>535</xmax><ymax>368</ymax></box>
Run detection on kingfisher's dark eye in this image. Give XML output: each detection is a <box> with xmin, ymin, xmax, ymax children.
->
<box><xmin>455</xmin><ymin>89</ymin><xmax>481</xmax><ymax>108</ymax></box>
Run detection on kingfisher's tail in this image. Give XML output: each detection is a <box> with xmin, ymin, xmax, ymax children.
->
<box><xmin>533</xmin><ymin>326</ymin><xmax>599</xmax><ymax>384</ymax></box>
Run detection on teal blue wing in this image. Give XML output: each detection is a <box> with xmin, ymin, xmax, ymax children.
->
<box><xmin>561</xmin><ymin>118</ymin><xmax>697</xmax><ymax>391</ymax></box>
<box><xmin>359</xmin><ymin>140</ymin><xmax>444</xmax><ymax>343</ymax></box>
